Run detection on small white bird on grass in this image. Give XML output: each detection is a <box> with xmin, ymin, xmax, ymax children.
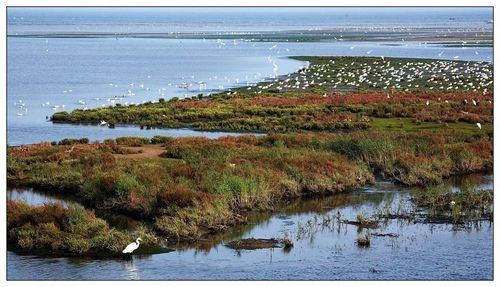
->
<box><xmin>122</xmin><ymin>237</ymin><xmax>142</xmax><ymax>254</ymax></box>
<box><xmin>476</xmin><ymin>123</ymin><xmax>482</xmax><ymax>130</ymax></box>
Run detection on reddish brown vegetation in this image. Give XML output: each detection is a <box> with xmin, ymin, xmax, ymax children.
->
<box><xmin>7</xmin><ymin>130</ymin><xmax>492</xmax><ymax>241</ymax></box>
<box><xmin>243</xmin><ymin>92</ymin><xmax>492</xmax><ymax>107</ymax></box>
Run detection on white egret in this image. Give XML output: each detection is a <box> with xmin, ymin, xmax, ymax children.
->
<box><xmin>476</xmin><ymin>123</ymin><xmax>482</xmax><ymax>130</ymax></box>
<box><xmin>122</xmin><ymin>238</ymin><xmax>142</xmax><ymax>254</ymax></box>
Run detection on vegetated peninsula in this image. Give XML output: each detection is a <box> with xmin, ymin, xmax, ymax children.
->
<box><xmin>51</xmin><ymin>57</ymin><xmax>493</xmax><ymax>132</ymax></box>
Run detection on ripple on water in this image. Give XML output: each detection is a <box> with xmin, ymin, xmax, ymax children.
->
<box><xmin>7</xmin><ymin>174</ymin><xmax>493</xmax><ymax>280</ymax></box>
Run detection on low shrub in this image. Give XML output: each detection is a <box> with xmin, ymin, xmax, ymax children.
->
<box><xmin>150</xmin><ymin>135</ymin><xmax>174</xmax><ymax>145</ymax></box>
<box><xmin>58</xmin><ymin>138</ymin><xmax>89</xmax><ymax>145</ymax></box>
<box><xmin>7</xmin><ymin>200</ymin><xmax>131</xmax><ymax>255</ymax></box>
<box><xmin>115</xmin><ymin>136</ymin><xmax>150</xmax><ymax>147</ymax></box>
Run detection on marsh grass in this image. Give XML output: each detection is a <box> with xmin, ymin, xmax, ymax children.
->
<box><xmin>57</xmin><ymin>138</ymin><xmax>89</xmax><ymax>145</ymax></box>
<box><xmin>413</xmin><ymin>184</ymin><xmax>493</xmax><ymax>223</ymax></box>
<box><xmin>8</xmin><ymin>56</ymin><xmax>494</xmax><ymax>257</ymax></box>
<box><xmin>7</xmin><ymin>200</ymin><xmax>133</xmax><ymax>255</ymax></box>
<box><xmin>7</xmin><ymin>130</ymin><xmax>492</xmax><ymax>247</ymax></box>
<box><xmin>115</xmin><ymin>136</ymin><xmax>150</xmax><ymax>147</ymax></box>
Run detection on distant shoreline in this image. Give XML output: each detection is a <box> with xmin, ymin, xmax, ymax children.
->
<box><xmin>7</xmin><ymin>28</ymin><xmax>493</xmax><ymax>44</ymax></box>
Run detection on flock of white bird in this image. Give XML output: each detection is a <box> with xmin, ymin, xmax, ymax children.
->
<box><xmin>251</xmin><ymin>58</ymin><xmax>492</xmax><ymax>95</ymax></box>
<box><xmin>13</xmin><ymin>100</ymin><xmax>28</xmax><ymax>117</ymax></box>
<box><xmin>14</xmin><ymin>69</ymin><xmax>274</xmax><ymax>118</ymax></box>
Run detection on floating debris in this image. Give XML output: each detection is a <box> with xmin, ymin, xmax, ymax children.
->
<box><xmin>357</xmin><ymin>233</ymin><xmax>371</xmax><ymax>247</ymax></box>
<box><xmin>371</xmin><ymin>232</ymin><xmax>400</xmax><ymax>238</ymax></box>
<box><xmin>225</xmin><ymin>238</ymin><xmax>293</xmax><ymax>250</ymax></box>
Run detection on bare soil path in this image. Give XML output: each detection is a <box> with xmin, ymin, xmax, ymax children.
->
<box><xmin>113</xmin><ymin>145</ymin><xmax>165</xmax><ymax>159</ymax></box>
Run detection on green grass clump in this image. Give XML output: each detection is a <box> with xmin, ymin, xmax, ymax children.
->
<box><xmin>413</xmin><ymin>184</ymin><xmax>493</xmax><ymax>223</ymax></box>
<box><xmin>155</xmin><ymin>200</ymin><xmax>235</xmax><ymax>242</ymax></box>
<box><xmin>58</xmin><ymin>137</ymin><xmax>89</xmax><ymax>145</ymax></box>
<box><xmin>115</xmin><ymin>136</ymin><xmax>150</xmax><ymax>147</ymax></box>
<box><xmin>7</xmin><ymin>200</ymin><xmax>131</xmax><ymax>255</ymax></box>
<box><xmin>150</xmin><ymin>135</ymin><xmax>174</xmax><ymax>145</ymax></box>
<box><xmin>322</xmin><ymin>138</ymin><xmax>393</xmax><ymax>160</ymax></box>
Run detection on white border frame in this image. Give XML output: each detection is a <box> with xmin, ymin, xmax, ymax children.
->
<box><xmin>1</xmin><ymin>2</ymin><xmax>497</xmax><ymax>286</ymax></box>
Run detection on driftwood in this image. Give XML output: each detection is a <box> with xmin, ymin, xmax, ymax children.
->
<box><xmin>225</xmin><ymin>238</ymin><xmax>293</xmax><ymax>250</ymax></box>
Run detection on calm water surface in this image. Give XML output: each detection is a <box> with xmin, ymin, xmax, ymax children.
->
<box><xmin>7</xmin><ymin>174</ymin><xmax>493</xmax><ymax>280</ymax></box>
<box><xmin>8</xmin><ymin>7</ymin><xmax>493</xmax><ymax>34</ymax></box>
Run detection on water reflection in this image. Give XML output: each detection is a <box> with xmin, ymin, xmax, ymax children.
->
<box><xmin>7</xmin><ymin>187</ymin><xmax>81</xmax><ymax>207</ymax></box>
<box><xmin>7</xmin><ymin>174</ymin><xmax>493</xmax><ymax>280</ymax></box>
<box><xmin>123</xmin><ymin>259</ymin><xmax>140</xmax><ymax>280</ymax></box>
<box><xmin>7</xmin><ymin>187</ymin><xmax>141</xmax><ymax>231</ymax></box>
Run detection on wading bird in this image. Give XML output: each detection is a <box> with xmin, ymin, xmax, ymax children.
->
<box><xmin>122</xmin><ymin>238</ymin><xmax>142</xmax><ymax>254</ymax></box>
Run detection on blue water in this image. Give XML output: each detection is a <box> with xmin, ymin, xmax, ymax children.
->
<box><xmin>7</xmin><ymin>175</ymin><xmax>493</xmax><ymax>280</ymax></box>
<box><xmin>8</xmin><ymin>37</ymin><xmax>302</xmax><ymax>145</ymax></box>
<box><xmin>8</xmin><ymin>220</ymin><xmax>492</xmax><ymax>280</ymax></box>
<box><xmin>8</xmin><ymin>7</ymin><xmax>493</xmax><ymax>34</ymax></box>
